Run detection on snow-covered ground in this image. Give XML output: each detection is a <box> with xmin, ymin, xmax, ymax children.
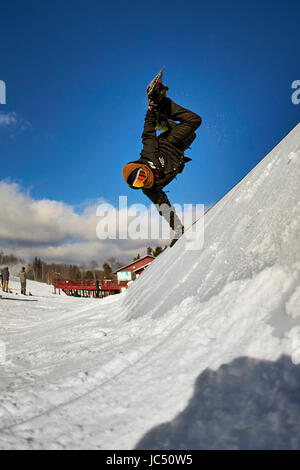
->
<box><xmin>0</xmin><ymin>123</ymin><xmax>300</xmax><ymax>450</ymax></box>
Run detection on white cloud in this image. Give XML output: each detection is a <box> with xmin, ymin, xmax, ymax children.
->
<box><xmin>0</xmin><ymin>181</ymin><xmax>207</xmax><ymax>266</ymax></box>
<box><xmin>0</xmin><ymin>112</ymin><xmax>31</xmax><ymax>133</ymax></box>
<box><xmin>0</xmin><ymin>181</ymin><xmax>165</xmax><ymax>266</ymax></box>
<box><xmin>0</xmin><ymin>112</ymin><xmax>18</xmax><ymax>127</ymax></box>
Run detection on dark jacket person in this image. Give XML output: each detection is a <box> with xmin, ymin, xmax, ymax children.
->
<box><xmin>123</xmin><ymin>97</ymin><xmax>201</xmax><ymax>243</ymax></box>
<box><xmin>2</xmin><ymin>267</ymin><xmax>9</xmax><ymax>293</ymax></box>
<box><xmin>19</xmin><ymin>267</ymin><xmax>27</xmax><ymax>295</ymax></box>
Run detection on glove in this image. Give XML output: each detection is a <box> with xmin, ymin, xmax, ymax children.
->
<box><xmin>148</xmin><ymin>83</ymin><xmax>168</xmax><ymax>111</ymax></box>
<box><xmin>155</xmin><ymin>112</ymin><xmax>170</xmax><ymax>132</ymax></box>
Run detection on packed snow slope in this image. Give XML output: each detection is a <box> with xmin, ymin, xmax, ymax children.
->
<box><xmin>0</xmin><ymin>123</ymin><xmax>300</xmax><ymax>450</ymax></box>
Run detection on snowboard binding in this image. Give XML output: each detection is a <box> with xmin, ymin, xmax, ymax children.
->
<box><xmin>147</xmin><ymin>67</ymin><xmax>168</xmax><ymax>110</ymax></box>
<box><xmin>147</xmin><ymin>67</ymin><xmax>170</xmax><ymax>131</ymax></box>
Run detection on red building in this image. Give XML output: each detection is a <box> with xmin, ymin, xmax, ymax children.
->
<box><xmin>114</xmin><ymin>255</ymin><xmax>155</xmax><ymax>277</ymax></box>
<box><xmin>53</xmin><ymin>256</ymin><xmax>155</xmax><ymax>299</ymax></box>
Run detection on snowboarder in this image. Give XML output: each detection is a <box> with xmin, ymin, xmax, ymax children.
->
<box><xmin>123</xmin><ymin>69</ymin><xmax>201</xmax><ymax>246</ymax></box>
<box><xmin>19</xmin><ymin>266</ymin><xmax>27</xmax><ymax>295</ymax></box>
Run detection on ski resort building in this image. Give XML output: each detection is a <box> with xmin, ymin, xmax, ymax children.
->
<box><xmin>53</xmin><ymin>257</ymin><xmax>155</xmax><ymax>298</ymax></box>
<box><xmin>114</xmin><ymin>255</ymin><xmax>155</xmax><ymax>277</ymax></box>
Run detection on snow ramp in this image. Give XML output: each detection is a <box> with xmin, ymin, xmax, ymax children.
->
<box><xmin>125</xmin><ymin>122</ymin><xmax>300</xmax><ymax>448</ymax></box>
<box><xmin>0</xmin><ymin>123</ymin><xmax>300</xmax><ymax>450</ymax></box>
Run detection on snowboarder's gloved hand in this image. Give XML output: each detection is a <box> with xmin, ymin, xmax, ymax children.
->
<box><xmin>148</xmin><ymin>83</ymin><xmax>168</xmax><ymax>111</ymax></box>
<box><xmin>155</xmin><ymin>112</ymin><xmax>170</xmax><ymax>132</ymax></box>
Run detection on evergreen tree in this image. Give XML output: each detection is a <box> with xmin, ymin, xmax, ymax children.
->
<box><xmin>33</xmin><ymin>257</ymin><xmax>42</xmax><ymax>281</ymax></box>
<box><xmin>102</xmin><ymin>262</ymin><xmax>113</xmax><ymax>278</ymax></box>
<box><xmin>74</xmin><ymin>266</ymin><xmax>81</xmax><ymax>280</ymax></box>
<box><xmin>68</xmin><ymin>265</ymin><xmax>81</xmax><ymax>280</ymax></box>
<box><xmin>107</xmin><ymin>257</ymin><xmax>122</xmax><ymax>271</ymax></box>
<box><xmin>153</xmin><ymin>246</ymin><xmax>163</xmax><ymax>257</ymax></box>
<box><xmin>85</xmin><ymin>270</ymin><xmax>94</xmax><ymax>280</ymax></box>
<box><xmin>89</xmin><ymin>260</ymin><xmax>98</xmax><ymax>280</ymax></box>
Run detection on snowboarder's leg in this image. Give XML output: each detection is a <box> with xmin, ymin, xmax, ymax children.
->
<box><xmin>156</xmin><ymin>99</ymin><xmax>200</xmax><ymax>151</ymax></box>
<box><xmin>158</xmin><ymin>124</ymin><xmax>197</xmax><ymax>151</ymax></box>
<box><xmin>143</xmin><ymin>187</ymin><xmax>184</xmax><ymax>245</ymax></box>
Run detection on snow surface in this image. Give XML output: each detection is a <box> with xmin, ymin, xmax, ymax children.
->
<box><xmin>0</xmin><ymin>123</ymin><xmax>300</xmax><ymax>450</ymax></box>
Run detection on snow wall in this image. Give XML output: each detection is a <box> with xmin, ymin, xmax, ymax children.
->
<box><xmin>125</xmin><ymin>123</ymin><xmax>300</xmax><ymax>449</ymax></box>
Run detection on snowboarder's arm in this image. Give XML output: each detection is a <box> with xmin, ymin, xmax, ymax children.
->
<box><xmin>140</xmin><ymin>110</ymin><xmax>159</xmax><ymax>161</ymax></box>
<box><xmin>161</xmin><ymin>98</ymin><xmax>202</xmax><ymax>146</ymax></box>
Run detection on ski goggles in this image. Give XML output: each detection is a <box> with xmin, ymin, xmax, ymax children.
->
<box><xmin>131</xmin><ymin>168</ymin><xmax>147</xmax><ymax>188</ymax></box>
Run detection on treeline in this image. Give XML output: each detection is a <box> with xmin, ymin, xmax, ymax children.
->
<box><xmin>133</xmin><ymin>245</ymin><xmax>167</xmax><ymax>261</ymax></box>
<box><xmin>0</xmin><ymin>252</ymin><xmax>22</xmax><ymax>266</ymax></box>
<box><xmin>0</xmin><ymin>245</ymin><xmax>165</xmax><ymax>284</ymax></box>
<box><xmin>30</xmin><ymin>257</ymin><xmax>122</xmax><ymax>283</ymax></box>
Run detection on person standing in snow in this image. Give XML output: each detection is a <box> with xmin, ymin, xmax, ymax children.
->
<box><xmin>19</xmin><ymin>266</ymin><xmax>27</xmax><ymax>295</ymax></box>
<box><xmin>2</xmin><ymin>267</ymin><xmax>9</xmax><ymax>293</ymax></box>
<box><xmin>122</xmin><ymin>82</ymin><xmax>201</xmax><ymax>246</ymax></box>
<box><xmin>95</xmin><ymin>279</ymin><xmax>100</xmax><ymax>298</ymax></box>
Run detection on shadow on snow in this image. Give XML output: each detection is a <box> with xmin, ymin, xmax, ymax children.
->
<box><xmin>135</xmin><ymin>355</ymin><xmax>300</xmax><ymax>450</ymax></box>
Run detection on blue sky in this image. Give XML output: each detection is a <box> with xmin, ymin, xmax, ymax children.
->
<box><xmin>0</xmin><ymin>0</ymin><xmax>299</xmax><ymax>264</ymax></box>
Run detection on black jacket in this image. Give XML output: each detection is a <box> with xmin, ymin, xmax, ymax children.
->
<box><xmin>2</xmin><ymin>267</ymin><xmax>9</xmax><ymax>281</ymax></box>
<box><xmin>129</xmin><ymin>99</ymin><xmax>201</xmax><ymax>229</ymax></box>
<box><xmin>141</xmin><ymin>99</ymin><xmax>200</xmax><ymax>173</ymax></box>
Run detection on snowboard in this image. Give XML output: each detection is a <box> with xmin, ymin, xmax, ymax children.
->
<box><xmin>146</xmin><ymin>67</ymin><xmax>165</xmax><ymax>104</ymax></box>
